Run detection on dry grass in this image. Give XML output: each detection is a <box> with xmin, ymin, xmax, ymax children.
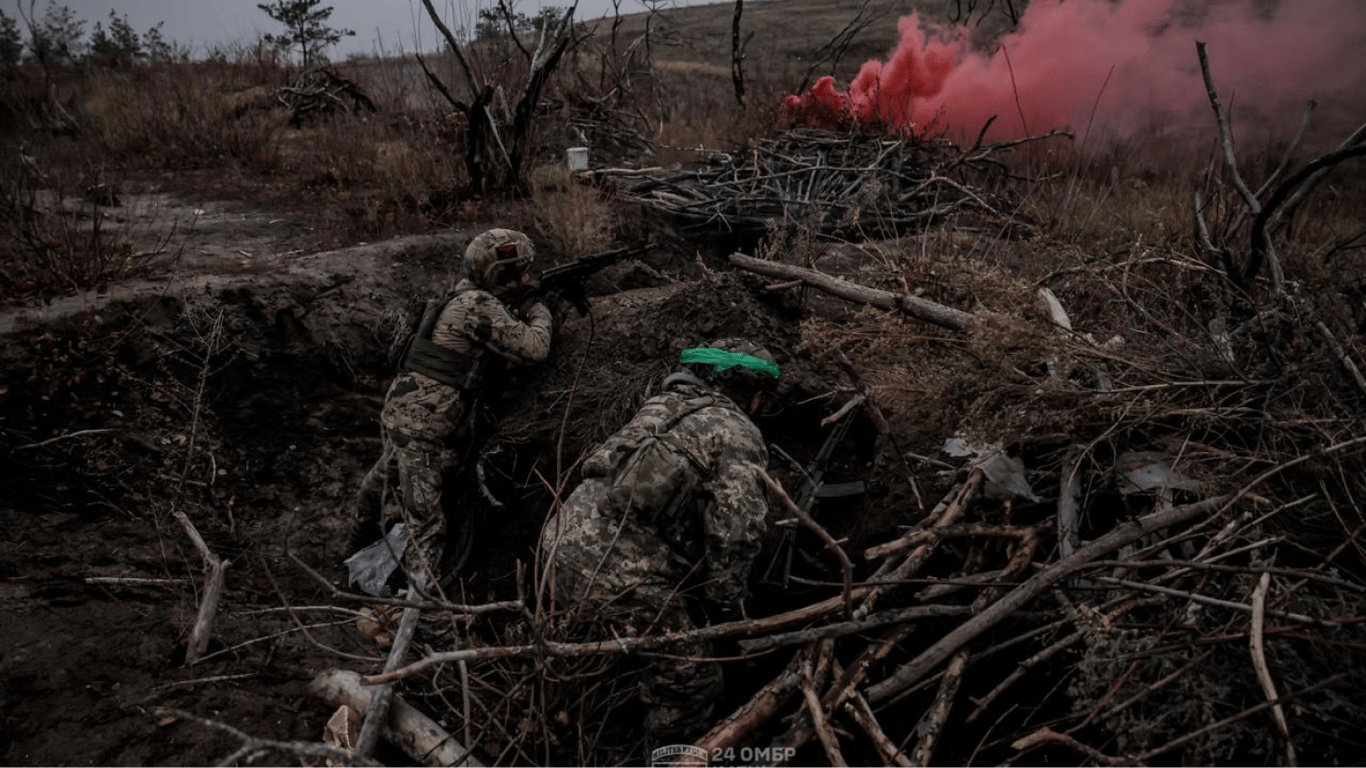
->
<box><xmin>529</xmin><ymin>163</ymin><xmax>611</xmax><ymax>257</ymax></box>
<box><xmin>80</xmin><ymin>65</ymin><xmax>285</xmax><ymax>171</ymax></box>
<box><xmin>595</xmin><ymin>0</ymin><xmax>945</xmax><ymax>84</ymax></box>
<box><xmin>0</xmin><ymin>0</ymin><xmax>1026</xmax><ymax>299</ymax></box>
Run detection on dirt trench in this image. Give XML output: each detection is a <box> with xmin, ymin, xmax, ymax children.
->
<box><xmin>0</xmin><ymin>221</ymin><xmax>891</xmax><ymax>765</ymax></box>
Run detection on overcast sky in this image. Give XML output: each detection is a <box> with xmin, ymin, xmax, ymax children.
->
<box><xmin>49</xmin><ymin>0</ymin><xmax>714</xmax><ymax>58</ymax></box>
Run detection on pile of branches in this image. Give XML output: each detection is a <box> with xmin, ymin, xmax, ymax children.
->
<box><xmin>706</xmin><ymin>209</ymin><xmax>1366</xmax><ymax>763</ymax></box>
<box><xmin>622</xmin><ymin>127</ymin><xmax>1062</xmax><ymax>239</ymax></box>
<box><xmin>276</xmin><ymin>67</ymin><xmax>378</xmax><ymax>128</ymax></box>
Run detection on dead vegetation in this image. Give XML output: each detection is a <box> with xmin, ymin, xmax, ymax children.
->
<box><xmin>620</xmin><ymin>126</ymin><xmax>1066</xmax><ymax>240</ymax></box>
<box><xmin>1</xmin><ymin>1</ymin><xmax>1365</xmax><ymax>766</ymax></box>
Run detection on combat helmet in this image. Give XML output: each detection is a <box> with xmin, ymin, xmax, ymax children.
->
<box><xmin>462</xmin><ymin>229</ymin><xmax>535</xmax><ymax>290</ymax></box>
<box><xmin>680</xmin><ymin>338</ymin><xmax>781</xmax><ymax>394</ymax></box>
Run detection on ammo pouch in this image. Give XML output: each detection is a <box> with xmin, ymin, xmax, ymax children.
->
<box><xmin>602</xmin><ymin>400</ymin><xmax>715</xmax><ymax>529</ymax></box>
<box><xmin>402</xmin><ymin>336</ymin><xmax>490</xmax><ymax>391</ymax></box>
<box><xmin>396</xmin><ymin>288</ymin><xmax>503</xmax><ymax>392</ymax></box>
<box><xmin>605</xmin><ymin>433</ymin><xmax>704</xmax><ymax>524</ymax></box>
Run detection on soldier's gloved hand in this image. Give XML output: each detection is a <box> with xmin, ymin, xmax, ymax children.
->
<box><xmin>524</xmin><ymin>301</ymin><xmax>552</xmax><ymax>325</ymax></box>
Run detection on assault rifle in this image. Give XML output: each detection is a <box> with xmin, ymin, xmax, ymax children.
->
<box><xmin>528</xmin><ymin>242</ymin><xmax>657</xmax><ymax>316</ymax></box>
<box><xmin>762</xmin><ymin>400</ymin><xmax>865</xmax><ymax>587</ymax></box>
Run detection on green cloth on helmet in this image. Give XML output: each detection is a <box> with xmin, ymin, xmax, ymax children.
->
<box><xmin>680</xmin><ymin>347</ymin><xmax>780</xmax><ymax>379</ymax></box>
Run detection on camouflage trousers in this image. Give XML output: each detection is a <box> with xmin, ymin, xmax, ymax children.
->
<box><xmin>553</xmin><ymin>567</ymin><xmax>724</xmax><ymax>741</ymax></box>
<box><xmin>352</xmin><ymin>427</ymin><xmax>458</xmax><ymax>592</ymax></box>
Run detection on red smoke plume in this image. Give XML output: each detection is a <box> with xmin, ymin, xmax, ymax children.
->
<box><xmin>785</xmin><ymin>0</ymin><xmax>1366</xmax><ymax>142</ymax></box>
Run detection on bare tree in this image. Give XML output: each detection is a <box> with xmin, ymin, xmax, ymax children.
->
<box><xmin>797</xmin><ymin>0</ymin><xmax>881</xmax><ymax>94</ymax></box>
<box><xmin>1193</xmin><ymin>41</ymin><xmax>1366</xmax><ymax>293</ymax></box>
<box><xmin>416</xmin><ymin>0</ymin><xmax>581</xmax><ymax>193</ymax></box>
<box><xmin>730</xmin><ymin>0</ymin><xmax>753</xmax><ymax>109</ymax></box>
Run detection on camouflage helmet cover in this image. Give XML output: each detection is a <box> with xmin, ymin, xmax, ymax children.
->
<box><xmin>681</xmin><ymin>337</ymin><xmax>780</xmax><ymax>392</ymax></box>
<box><xmin>462</xmin><ymin>229</ymin><xmax>535</xmax><ymax>288</ymax></box>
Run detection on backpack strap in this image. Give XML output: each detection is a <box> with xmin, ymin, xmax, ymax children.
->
<box><xmin>396</xmin><ymin>285</ymin><xmax>491</xmax><ymax>391</ymax></box>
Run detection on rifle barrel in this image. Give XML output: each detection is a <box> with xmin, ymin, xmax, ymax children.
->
<box><xmin>542</xmin><ymin>243</ymin><xmax>656</xmax><ymax>282</ymax></box>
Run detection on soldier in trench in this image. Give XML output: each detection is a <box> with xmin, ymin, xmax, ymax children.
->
<box><xmin>350</xmin><ymin>228</ymin><xmax>554</xmax><ymax>593</ymax></box>
<box><xmin>540</xmin><ymin>338</ymin><xmax>779</xmax><ymax>741</ymax></box>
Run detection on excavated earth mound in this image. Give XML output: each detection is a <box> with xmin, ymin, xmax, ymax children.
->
<box><xmin>0</xmin><ymin>224</ymin><xmax>881</xmax><ymax>765</ymax></box>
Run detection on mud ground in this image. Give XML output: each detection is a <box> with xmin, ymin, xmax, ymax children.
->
<box><xmin>0</xmin><ymin>176</ymin><xmax>902</xmax><ymax>766</ymax></box>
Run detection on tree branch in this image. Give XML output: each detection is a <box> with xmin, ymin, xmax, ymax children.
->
<box><xmin>730</xmin><ymin>252</ymin><xmax>973</xmax><ymax>331</ymax></box>
<box><xmin>1196</xmin><ymin>40</ymin><xmax>1282</xmax><ymax>290</ymax></box>
<box><xmin>418</xmin><ymin>0</ymin><xmax>480</xmax><ymax>97</ymax></box>
<box><xmin>866</xmin><ymin>494</ymin><xmax>1233</xmax><ymax>703</ymax></box>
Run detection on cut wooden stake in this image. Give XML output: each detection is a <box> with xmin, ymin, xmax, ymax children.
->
<box><xmin>865</xmin><ymin>469</ymin><xmax>984</xmax><ymax>560</ymax></box>
<box><xmin>370</xmin><ymin>590</ymin><xmax>914</xmax><ymax>685</ymax></box>
<box><xmin>967</xmin><ymin>629</ymin><xmax>1085</xmax><ymax>723</ymax></box>
<box><xmin>867</xmin><ymin>494</ymin><xmax>1233</xmax><ymax>704</ymax></box>
<box><xmin>693</xmin><ymin>650</ymin><xmax>804</xmax><ymax>755</ymax></box>
<box><xmin>353</xmin><ymin>605</ymin><xmax>422</xmax><ymax>761</ymax></box>
<box><xmin>738</xmin><ymin>604</ymin><xmax>971</xmax><ymax>655</ymax></box>
<box><xmin>175</xmin><ymin>507</ymin><xmax>229</xmax><ymax>666</ymax></box>
<box><xmin>759</xmin><ymin>466</ymin><xmax>856</xmax><ymax>618</ymax></box>
<box><xmin>775</xmin><ymin>624</ymin><xmax>917</xmax><ymax>758</ymax></box>
<box><xmin>844</xmin><ymin>692</ymin><xmax>912</xmax><ymax>767</ymax></box>
<box><xmin>1250</xmin><ymin>572</ymin><xmax>1298</xmax><ymax>767</ymax></box>
<box><xmin>801</xmin><ymin>658</ymin><xmax>847</xmax><ymax>767</ymax></box>
<box><xmin>820</xmin><ymin>393</ymin><xmax>864</xmax><ymax>428</ymax></box>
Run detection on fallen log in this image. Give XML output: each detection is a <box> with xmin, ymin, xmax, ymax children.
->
<box><xmin>729</xmin><ymin>253</ymin><xmax>973</xmax><ymax>331</ymax></box>
<box><xmin>309</xmin><ymin>669</ymin><xmax>482</xmax><ymax>767</ymax></box>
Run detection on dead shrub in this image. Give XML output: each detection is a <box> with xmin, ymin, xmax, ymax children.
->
<box><xmin>82</xmin><ymin>65</ymin><xmax>284</xmax><ymax>170</ymax></box>
<box><xmin>0</xmin><ymin>156</ymin><xmax>182</xmax><ymax>302</ymax></box>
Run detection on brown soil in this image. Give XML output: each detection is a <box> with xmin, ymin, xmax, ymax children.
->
<box><xmin>0</xmin><ymin>175</ymin><xmax>881</xmax><ymax>766</ymax></box>
<box><xmin>3</xmin><ymin>170</ymin><xmax>463</xmax><ymax>762</ymax></box>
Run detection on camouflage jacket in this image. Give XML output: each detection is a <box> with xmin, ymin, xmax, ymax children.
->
<box><xmin>381</xmin><ymin>280</ymin><xmax>552</xmax><ymax>441</ymax></box>
<box><xmin>544</xmin><ymin>374</ymin><xmax>769</xmax><ymax>607</ymax></box>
